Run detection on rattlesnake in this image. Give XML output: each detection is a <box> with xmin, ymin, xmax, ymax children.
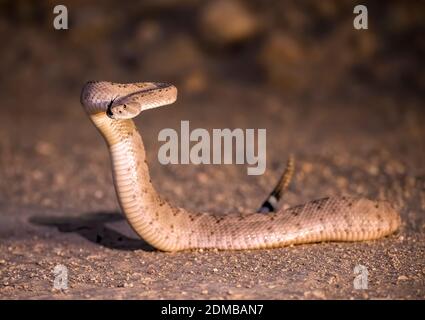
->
<box><xmin>80</xmin><ymin>81</ymin><xmax>400</xmax><ymax>251</ymax></box>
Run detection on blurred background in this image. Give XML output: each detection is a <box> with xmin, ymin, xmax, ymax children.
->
<box><xmin>0</xmin><ymin>0</ymin><xmax>424</xmax><ymax>299</ymax></box>
<box><xmin>0</xmin><ymin>0</ymin><xmax>424</xmax><ymax>97</ymax></box>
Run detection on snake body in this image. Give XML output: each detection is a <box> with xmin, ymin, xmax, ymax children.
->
<box><xmin>80</xmin><ymin>81</ymin><xmax>401</xmax><ymax>252</ymax></box>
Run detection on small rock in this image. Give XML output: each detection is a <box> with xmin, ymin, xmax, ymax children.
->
<box><xmin>35</xmin><ymin>141</ymin><xmax>54</xmax><ymax>156</ymax></box>
<box><xmin>197</xmin><ymin>172</ymin><xmax>209</xmax><ymax>184</ymax></box>
<box><xmin>141</xmin><ymin>35</ymin><xmax>203</xmax><ymax>78</ymax></box>
<box><xmin>32</xmin><ymin>170</ymin><xmax>44</xmax><ymax>180</ymax></box>
<box><xmin>183</xmin><ymin>70</ymin><xmax>208</xmax><ymax>94</ymax></box>
<box><xmin>94</xmin><ymin>190</ymin><xmax>104</xmax><ymax>199</ymax></box>
<box><xmin>259</xmin><ymin>32</ymin><xmax>309</xmax><ymax>91</ymax></box>
<box><xmin>135</xmin><ymin>21</ymin><xmax>161</xmax><ymax>46</ymax></box>
<box><xmin>304</xmin><ymin>290</ymin><xmax>327</xmax><ymax>299</ymax></box>
<box><xmin>301</xmin><ymin>162</ymin><xmax>313</xmax><ymax>174</ymax></box>
<box><xmin>367</xmin><ymin>165</ymin><xmax>379</xmax><ymax>176</ymax></box>
<box><xmin>199</xmin><ymin>0</ymin><xmax>262</xmax><ymax>46</ymax></box>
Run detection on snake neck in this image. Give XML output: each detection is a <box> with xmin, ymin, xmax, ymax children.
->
<box><xmin>89</xmin><ymin>113</ymin><xmax>184</xmax><ymax>251</ymax></box>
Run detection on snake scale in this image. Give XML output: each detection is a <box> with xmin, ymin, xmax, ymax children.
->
<box><xmin>80</xmin><ymin>81</ymin><xmax>401</xmax><ymax>252</ymax></box>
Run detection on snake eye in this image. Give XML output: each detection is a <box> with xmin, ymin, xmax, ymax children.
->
<box><xmin>123</xmin><ymin>105</ymin><xmax>127</xmax><ymax>108</ymax></box>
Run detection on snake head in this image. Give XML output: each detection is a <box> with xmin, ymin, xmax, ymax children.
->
<box><xmin>106</xmin><ymin>83</ymin><xmax>178</xmax><ymax>120</ymax></box>
<box><xmin>107</xmin><ymin>100</ymin><xmax>142</xmax><ymax>120</ymax></box>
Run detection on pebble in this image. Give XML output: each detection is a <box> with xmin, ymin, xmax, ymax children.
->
<box><xmin>304</xmin><ymin>290</ymin><xmax>327</xmax><ymax>299</ymax></box>
<box><xmin>35</xmin><ymin>141</ymin><xmax>54</xmax><ymax>156</ymax></box>
<box><xmin>199</xmin><ymin>0</ymin><xmax>261</xmax><ymax>46</ymax></box>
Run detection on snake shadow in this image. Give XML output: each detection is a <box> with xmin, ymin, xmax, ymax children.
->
<box><xmin>29</xmin><ymin>211</ymin><xmax>155</xmax><ymax>251</ymax></box>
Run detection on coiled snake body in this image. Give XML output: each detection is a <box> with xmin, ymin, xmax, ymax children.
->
<box><xmin>80</xmin><ymin>81</ymin><xmax>400</xmax><ymax>252</ymax></box>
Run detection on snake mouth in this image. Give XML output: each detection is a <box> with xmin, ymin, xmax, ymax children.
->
<box><xmin>106</xmin><ymin>105</ymin><xmax>114</xmax><ymax>118</ymax></box>
<box><xmin>106</xmin><ymin>96</ymin><xmax>118</xmax><ymax>118</ymax></box>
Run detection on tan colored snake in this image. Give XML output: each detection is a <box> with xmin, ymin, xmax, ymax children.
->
<box><xmin>80</xmin><ymin>81</ymin><xmax>401</xmax><ymax>252</ymax></box>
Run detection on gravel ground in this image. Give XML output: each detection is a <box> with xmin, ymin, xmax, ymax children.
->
<box><xmin>0</xmin><ymin>81</ymin><xmax>424</xmax><ymax>299</ymax></box>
